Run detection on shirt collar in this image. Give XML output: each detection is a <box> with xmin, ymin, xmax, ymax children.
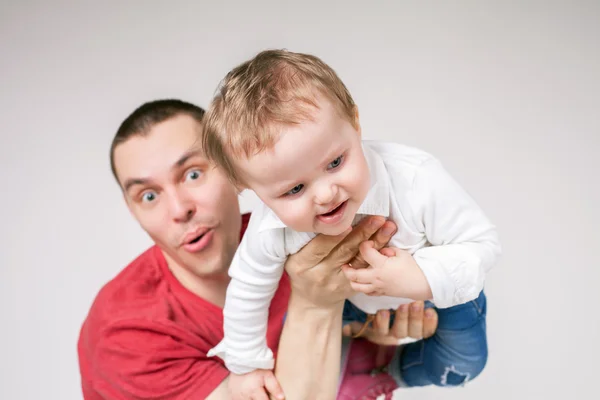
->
<box><xmin>356</xmin><ymin>142</ymin><xmax>390</xmax><ymax>217</ymax></box>
<box><xmin>257</xmin><ymin>142</ymin><xmax>390</xmax><ymax>233</ymax></box>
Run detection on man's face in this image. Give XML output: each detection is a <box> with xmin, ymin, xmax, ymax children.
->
<box><xmin>114</xmin><ymin>114</ymin><xmax>241</xmax><ymax>279</ymax></box>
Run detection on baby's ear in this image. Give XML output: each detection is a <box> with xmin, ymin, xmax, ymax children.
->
<box><xmin>352</xmin><ymin>106</ymin><xmax>362</xmax><ymax>135</ymax></box>
<box><xmin>235</xmin><ymin>185</ymin><xmax>246</xmax><ymax>195</ymax></box>
<box><xmin>233</xmin><ymin>179</ymin><xmax>248</xmax><ymax>194</ymax></box>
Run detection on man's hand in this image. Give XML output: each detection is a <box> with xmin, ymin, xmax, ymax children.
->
<box><xmin>342</xmin><ymin>301</ymin><xmax>438</xmax><ymax>346</ymax></box>
<box><xmin>276</xmin><ymin>217</ymin><xmax>397</xmax><ymax>400</ymax></box>
<box><xmin>228</xmin><ymin>369</ymin><xmax>284</xmax><ymax>400</ymax></box>
<box><xmin>284</xmin><ymin>217</ymin><xmax>398</xmax><ymax>308</ymax></box>
<box><xmin>341</xmin><ymin>243</ymin><xmax>433</xmax><ymax>300</ymax></box>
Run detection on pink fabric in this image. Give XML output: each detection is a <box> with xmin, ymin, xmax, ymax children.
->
<box><xmin>337</xmin><ymin>339</ymin><xmax>398</xmax><ymax>399</ymax></box>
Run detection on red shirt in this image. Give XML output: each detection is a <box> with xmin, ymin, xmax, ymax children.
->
<box><xmin>78</xmin><ymin>214</ymin><xmax>291</xmax><ymax>399</ymax></box>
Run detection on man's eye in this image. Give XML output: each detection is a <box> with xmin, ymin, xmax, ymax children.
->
<box><xmin>327</xmin><ymin>155</ymin><xmax>343</xmax><ymax>170</ymax></box>
<box><xmin>286</xmin><ymin>184</ymin><xmax>304</xmax><ymax>196</ymax></box>
<box><xmin>142</xmin><ymin>192</ymin><xmax>157</xmax><ymax>203</ymax></box>
<box><xmin>186</xmin><ymin>169</ymin><xmax>203</xmax><ymax>181</ymax></box>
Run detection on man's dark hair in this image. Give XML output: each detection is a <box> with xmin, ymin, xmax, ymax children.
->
<box><xmin>110</xmin><ymin>99</ymin><xmax>206</xmax><ymax>184</ymax></box>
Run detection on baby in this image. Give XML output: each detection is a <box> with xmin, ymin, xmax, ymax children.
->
<box><xmin>203</xmin><ymin>49</ymin><xmax>501</xmax><ymax>398</ymax></box>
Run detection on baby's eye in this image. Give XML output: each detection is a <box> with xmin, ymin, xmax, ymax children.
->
<box><xmin>286</xmin><ymin>184</ymin><xmax>304</xmax><ymax>196</ymax></box>
<box><xmin>327</xmin><ymin>155</ymin><xmax>344</xmax><ymax>170</ymax></box>
<box><xmin>142</xmin><ymin>191</ymin><xmax>157</xmax><ymax>203</ymax></box>
<box><xmin>185</xmin><ymin>169</ymin><xmax>203</xmax><ymax>181</ymax></box>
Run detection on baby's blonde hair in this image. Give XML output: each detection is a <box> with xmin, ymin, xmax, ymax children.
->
<box><xmin>202</xmin><ymin>49</ymin><xmax>357</xmax><ymax>186</ymax></box>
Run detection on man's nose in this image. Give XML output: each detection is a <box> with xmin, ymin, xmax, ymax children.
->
<box><xmin>314</xmin><ymin>182</ymin><xmax>338</xmax><ymax>205</ymax></box>
<box><xmin>168</xmin><ymin>189</ymin><xmax>196</xmax><ymax>222</ymax></box>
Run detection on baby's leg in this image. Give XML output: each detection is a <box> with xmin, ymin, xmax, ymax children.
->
<box><xmin>389</xmin><ymin>290</ymin><xmax>488</xmax><ymax>387</ymax></box>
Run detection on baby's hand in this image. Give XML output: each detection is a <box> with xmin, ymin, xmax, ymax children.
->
<box><xmin>342</xmin><ymin>241</ymin><xmax>432</xmax><ymax>300</ymax></box>
<box><xmin>228</xmin><ymin>369</ymin><xmax>284</xmax><ymax>400</ymax></box>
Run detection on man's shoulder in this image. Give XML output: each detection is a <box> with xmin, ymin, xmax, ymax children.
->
<box><xmin>77</xmin><ymin>245</ymin><xmax>229</xmax><ymax>399</ymax></box>
<box><xmin>78</xmin><ymin>246</ymin><xmax>170</xmax><ymax>343</ymax></box>
<box><xmin>91</xmin><ymin>246</ymin><xmax>163</xmax><ymax>311</ymax></box>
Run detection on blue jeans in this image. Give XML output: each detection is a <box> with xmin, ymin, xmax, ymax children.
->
<box><xmin>342</xmin><ymin>290</ymin><xmax>488</xmax><ymax>387</ymax></box>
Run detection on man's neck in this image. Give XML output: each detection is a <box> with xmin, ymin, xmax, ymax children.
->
<box><xmin>188</xmin><ymin>274</ymin><xmax>231</xmax><ymax>308</ymax></box>
<box><xmin>166</xmin><ymin>258</ymin><xmax>231</xmax><ymax>308</ymax></box>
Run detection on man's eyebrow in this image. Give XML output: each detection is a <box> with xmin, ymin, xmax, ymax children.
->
<box><xmin>123</xmin><ymin>178</ymin><xmax>151</xmax><ymax>193</ymax></box>
<box><xmin>174</xmin><ymin>149</ymin><xmax>204</xmax><ymax>169</ymax></box>
<box><xmin>122</xmin><ymin>150</ymin><xmax>204</xmax><ymax>193</ymax></box>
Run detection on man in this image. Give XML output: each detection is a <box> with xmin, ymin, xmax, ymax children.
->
<box><xmin>77</xmin><ymin>99</ymin><xmax>438</xmax><ymax>399</ymax></box>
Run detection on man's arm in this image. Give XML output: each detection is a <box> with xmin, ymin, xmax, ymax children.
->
<box><xmin>207</xmin><ymin>217</ymin><xmax>396</xmax><ymax>400</ymax></box>
<box><xmin>205</xmin><ymin>379</ymin><xmax>230</xmax><ymax>400</ymax></box>
<box><xmin>274</xmin><ymin>216</ymin><xmax>396</xmax><ymax>400</ymax></box>
<box><xmin>275</xmin><ymin>294</ymin><xmax>344</xmax><ymax>399</ymax></box>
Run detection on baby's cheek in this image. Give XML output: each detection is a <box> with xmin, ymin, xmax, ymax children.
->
<box><xmin>346</xmin><ymin>165</ymin><xmax>369</xmax><ymax>193</ymax></box>
<box><xmin>276</xmin><ymin>203</ymin><xmax>313</xmax><ymax>231</ymax></box>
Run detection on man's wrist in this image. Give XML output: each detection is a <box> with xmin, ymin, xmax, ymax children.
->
<box><xmin>275</xmin><ymin>291</ymin><xmax>344</xmax><ymax>400</ymax></box>
<box><xmin>286</xmin><ymin>290</ymin><xmax>344</xmax><ymax>320</ymax></box>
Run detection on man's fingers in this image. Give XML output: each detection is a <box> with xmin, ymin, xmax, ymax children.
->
<box><xmin>369</xmin><ymin>221</ymin><xmax>397</xmax><ymax>251</ymax></box>
<box><xmin>349</xmin><ymin>221</ymin><xmax>396</xmax><ymax>268</ymax></box>
<box><xmin>294</xmin><ymin>228</ymin><xmax>352</xmax><ymax>266</ymax></box>
<box><xmin>379</xmin><ymin>247</ymin><xmax>396</xmax><ymax>257</ymax></box>
<box><xmin>359</xmin><ymin>241</ymin><xmax>388</xmax><ymax>267</ymax></box>
<box><xmin>348</xmin><ymin>252</ymin><xmax>368</xmax><ymax>269</ymax></box>
<box><xmin>263</xmin><ymin>372</ymin><xmax>285</xmax><ymax>399</ymax></box>
<box><xmin>342</xmin><ymin>323</ymin><xmax>353</xmax><ymax>337</ymax></box>
<box><xmin>423</xmin><ymin>308</ymin><xmax>438</xmax><ymax>339</ymax></box>
<box><xmin>391</xmin><ymin>304</ymin><xmax>409</xmax><ymax>339</ymax></box>
<box><xmin>345</xmin><ymin>321</ymin><xmax>367</xmax><ymax>338</ymax></box>
<box><xmin>373</xmin><ymin>310</ymin><xmax>390</xmax><ymax>336</ymax></box>
<box><xmin>407</xmin><ymin>301</ymin><xmax>425</xmax><ymax>339</ymax></box>
<box><xmin>327</xmin><ymin>217</ymin><xmax>385</xmax><ymax>266</ymax></box>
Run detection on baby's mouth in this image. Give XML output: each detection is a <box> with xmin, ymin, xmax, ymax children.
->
<box><xmin>316</xmin><ymin>200</ymin><xmax>349</xmax><ymax>224</ymax></box>
<box><xmin>321</xmin><ymin>201</ymin><xmax>345</xmax><ymax>216</ymax></box>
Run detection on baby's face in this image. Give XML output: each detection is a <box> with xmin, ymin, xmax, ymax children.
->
<box><xmin>237</xmin><ymin>96</ymin><xmax>370</xmax><ymax>235</ymax></box>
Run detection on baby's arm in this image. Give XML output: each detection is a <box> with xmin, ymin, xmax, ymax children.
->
<box><xmin>208</xmin><ymin>218</ymin><xmax>287</xmax><ymax>375</ymax></box>
<box><xmin>344</xmin><ymin>159</ymin><xmax>500</xmax><ymax>306</ymax></box>
<box><xmin>408</xmin><ymin>159</ymin><xmax>502</xmax><ymax>308</ymax></box>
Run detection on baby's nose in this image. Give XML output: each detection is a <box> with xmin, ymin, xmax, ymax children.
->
<box><xmin>315</xmin><ymin>183</ymin><xmax>338</xmax><ymax>205</ymax></box>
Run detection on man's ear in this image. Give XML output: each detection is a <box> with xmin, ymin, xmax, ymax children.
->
<box><xmin>352</xmin><ymin>106</ymin><xmax>362</xmax><ymax>136</ymax></box>
<box><xmin>122</xmin><ymin>191</ymin><xmax>137</xmax><ymax>218</ymax></box>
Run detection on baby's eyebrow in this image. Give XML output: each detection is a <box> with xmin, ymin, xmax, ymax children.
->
<box><xmin>274</xmin><ymin>180</ymin><xmax>300</xmax><ymax>194</ymax></box>
<box><xmin>319</xmin><ymin>146</ymin><xmax>345</xmax><ymax>168</ymax></box>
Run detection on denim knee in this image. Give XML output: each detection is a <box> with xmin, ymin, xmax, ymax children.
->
<box><xmin>434</xmin><ymin>331</ymin><xmax>488</xmax><ymax>386</ymax></box>
<box><xmin>398</xmin><ymin>291</ymin><xmax>488</xmax><ymax>387</ymax></box>
<box><xmin>400</xmin><ymin>326</ymin><xmax>487</xmax><ymax>387</ymax></box>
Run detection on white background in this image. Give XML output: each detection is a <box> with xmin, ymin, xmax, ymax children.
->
<box><xmin>1</xmin><ymin>1</ymin><xmax>599</xmax><ymax>399</ymax></box>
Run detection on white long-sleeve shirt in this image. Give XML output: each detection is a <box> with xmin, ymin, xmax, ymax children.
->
<box><xmin>208</xmin><ymin>141</ymin><xmax>502</xmax><ymax>374</ymax></box>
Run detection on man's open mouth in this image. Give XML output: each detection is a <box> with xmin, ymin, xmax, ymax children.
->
<box><xmin>182</xmin><ymin>228</ymin><xmax>214</xmax><ymax>253</ymax></box>
<box><xmin>187</xmin><ymin>232</ymin><xmax>206</xmax><ymax>245</ymax></box>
